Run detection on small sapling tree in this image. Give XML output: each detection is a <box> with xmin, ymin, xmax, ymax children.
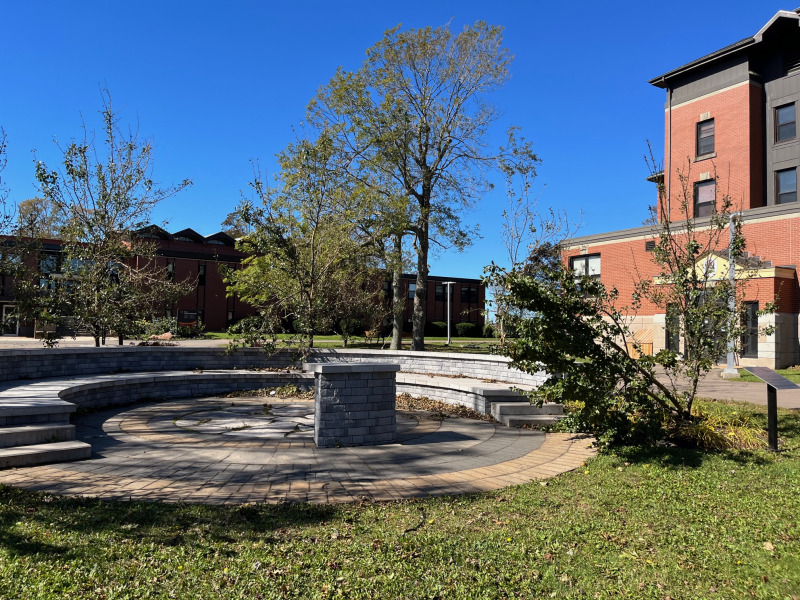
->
<box><xmin>489</xmin><ymin>160</ymin><xmax>771</xmax><ymax>447</ymax></box>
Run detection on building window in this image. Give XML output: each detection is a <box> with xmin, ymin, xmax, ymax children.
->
<box><xmin>570</xmin><ymin>254</ymin><xmax>601</xmax><ymax>280</ymax></box>
<box><xmin>166</xmin><ymin>261</ymin><xmax>175</xmax><ymax>282</ymax></box>
<box><xmin>777</xmin><ymin>168</ymin><xmax>797</xmax><ymax>204</ymax></box>
<box><xmin>694</xmin><ymin>180</ymin><xmax>716</xmax><ymax>217</ymax></box>
<box><xmin>696</xmin><ymin>118</ymin><xmax>715</xmax><ymax>156</ymax></box>
<box><xmin>776</xmin><ymin>103</ymin><xmax>796</xmax><ymax>143</ymax></box>
<box><xmin>741</xmin><ymin>301</ymin><xmax>758</xmax><ymax>358</ymax></box>
<box><xmin>460</xmin><ymin>285</ymin><xmax>479</xmax><ymax>304</ymax></box>
<box><xmin>435</xmin><ymin>284</ymin><xmax>444</xmax><ymax>301</ymax></box>
<box><xmin>408</xmin><ymin>283</ymin><xmax>416</xmax><ymax>299</ymax></box>
<box><xmin>198</xmin><ymin>263</ymin><xmax>206</xmax><ymax>287</ymax></box>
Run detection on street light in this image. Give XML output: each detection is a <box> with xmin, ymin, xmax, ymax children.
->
<box><xmin>444</xmin><ymin>281</ymin><xmax>456</xmax><ymax>345</ymax></box>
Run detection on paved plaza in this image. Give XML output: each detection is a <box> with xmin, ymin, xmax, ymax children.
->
<box><xmin>0</xmin><ymin>395</ymin><xmax>596</xmax><ymax>504</ymax></box>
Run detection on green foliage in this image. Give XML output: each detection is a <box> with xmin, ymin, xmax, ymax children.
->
<box><xmin>225</xmin><ymin>314</ymin><xmax>279</xmax><ymax>353</ymax></box>
<box><xmin>226</xmin><ymin>133</ymin><xmax>386</xmax><ymax>351</ymax></box>
<box><xmin>20</xmin><ymin>91</ymin><xmax>193</xmax><ymax>347</ymax></box>
<box><xmin>455</xmin><ymin>322</ymin><xmax>477</xmax><ymax>337</ymax></box>
<box><xmin>486</xmin><ymin>261</ymin><xmax>674</xmax><ymax>447</ymax></box>
<box><xmin>136</xmin><ymin>317</ymin><xmax>176</xmax><ymax>339</ymax></box>
<box><xmin>308</xmin><ymin>23</ymin><xmax>539</xmax><ymax>350</ymax></box>
<box><xmin>426</xmin><ymin>321</ymin><xmax>448</xmax><ymax>336</ymax></box>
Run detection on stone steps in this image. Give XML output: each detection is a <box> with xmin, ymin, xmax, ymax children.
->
<box><xmin>0</xmin><ymin>440</ymin><xmax>91</xmax><ymax>469</ymax></box>
<box><xmin>0</xmin><ymin>424</ymin><xmax>77</xmax><ymax>448</ymax></box>
<box><xmin>491</xmin><ymin>401</ymin><xmax>565</xmax><ymax>428</ymax></box>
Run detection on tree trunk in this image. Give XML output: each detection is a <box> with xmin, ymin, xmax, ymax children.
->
<box><xmin>390</xmin><ymin>234</ymin><xmax>403</xmax><ymax>351</ymax></box>
<box><xmin>411</xmin><ymin>228</ymin><xmax>429</xmax><ymax>351</ymax></box>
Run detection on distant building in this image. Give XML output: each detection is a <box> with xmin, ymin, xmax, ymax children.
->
<box><xmin>564</xmin><ymin>9</ymin><xmax>800</xmax><ymax>368</ymax></box>
<box><xmin>1</xmin><ymin>226</ymin><xmax>486</xmax><ymax>337</ymax></box>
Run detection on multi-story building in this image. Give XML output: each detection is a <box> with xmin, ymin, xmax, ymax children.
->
<box><xmin>1</xmin><ymin>225</ymin><xmax>485</xmax><ymax>338</ymax></box>
<box><xmin>564</xmin><ymin>8</ymin><xmax>800</xmax><ymax>368</ymax></box>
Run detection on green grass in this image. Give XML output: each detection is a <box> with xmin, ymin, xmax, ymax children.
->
<box><xmin>736</xmin><ymin>367</ymin><xmax>800</xmax><ymax>384</ymax></box>
<box><xmin>2</xmin><ymin>400</ymin><xmax>798</xmax><ymax>599</ymax></box>
<box><xmin>202</xmin><ymin>332</ymin><xmax>499</xmax><ymax>353</ymax></box>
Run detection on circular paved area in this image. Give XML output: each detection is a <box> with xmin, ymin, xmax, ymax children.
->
<box><xmin>0</xmin><ymin>396</ymin><xmax>596</xmax><ymax>504</ymax></box>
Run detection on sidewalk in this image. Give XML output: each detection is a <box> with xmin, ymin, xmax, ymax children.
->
<box><xmin>663</xmin><ymin>367</ymin><xmax>800</xmax><ymax>410</ymax></box>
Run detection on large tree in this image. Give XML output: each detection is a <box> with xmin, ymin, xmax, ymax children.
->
<box><xmin>308</xmin><ymin>22</ymin><xmax>538</xmax><ymax>350</ymax></box>
<box><xmin>29</xmin><ymin>92</ymin><xmax>193</xmax><ymax>346</ymax></box>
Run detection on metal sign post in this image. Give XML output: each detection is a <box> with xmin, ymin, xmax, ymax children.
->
<box><xmin>743</xmin><ymin>367</ymin><xmax>795</xmax><ymax>451</ymax></box>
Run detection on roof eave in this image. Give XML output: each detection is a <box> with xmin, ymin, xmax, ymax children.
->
<box><xmin>648</xmin><ymin>37</ymin><xmax>755</xmax><ymax>88</ymax></box>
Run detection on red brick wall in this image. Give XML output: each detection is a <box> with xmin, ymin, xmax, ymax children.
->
<box><xmin>660</xmin><ymin>82</ymin><xmax>763</xmax><ymax>221</ymax></box>
<box><xmin>565</xmin><ymin>214</ymin><xmax>800</xmax><ymax>317</ymax></box>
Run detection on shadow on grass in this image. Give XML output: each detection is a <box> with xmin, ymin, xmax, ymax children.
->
<box><xmin>0</xmin><ymin>485</ymin><xmax>338</xmax><ymax>559</ymax></box>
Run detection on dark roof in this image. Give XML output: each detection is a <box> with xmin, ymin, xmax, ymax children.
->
<box><xmin>204</xmin><ymin>231</ymin><xmax>237</xmax><ymax>246</ymax></box>
<box><xmin>133</xmin><ymin>225</ymin><xmax>172</xmax><ymax>240</ymax></box>
<box><xmin>172</xmin><ymin>228</ymin><xmax>205</xmax><ymax>243</ymax></box>
<box><xmin>649</xmin><ymin>9</ymin><xmax>800</xmax><ymax>88</ymax></box>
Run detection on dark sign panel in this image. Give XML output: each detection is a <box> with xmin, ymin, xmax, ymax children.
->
<box><xmin>743</xmin><ymin>367</ymin><xmax>799</xmax><ymax>390</ymax></box>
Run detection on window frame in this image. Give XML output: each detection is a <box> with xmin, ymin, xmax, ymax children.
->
<box><xmin>776</xmin><ymin>103</ymin><xmax>796</xmax><ymax>143</ymax></box>
<box><xmin>696</xmin><ymin>118</ymin><xmax>715</xmax><ymax>156</ymax></box>
<box><xmin>776</xmin><ymin>168</ymin><xmax>797</xmax><ymax>204</ymax></box>
<box><xmin>693</xmin><ymin>180</ymin><xmax>716</xmax><ymax>217</ymax></box>
<box><xmin>569</xmin><ymin>254</ymin><xmax>601</xmax><ymax>281</ymax></box>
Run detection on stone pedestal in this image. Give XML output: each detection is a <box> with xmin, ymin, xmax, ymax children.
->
<box><xmin>303</xmin><ymin>362</ymin><xmax>400</xmax><ymax>448</ymax></box>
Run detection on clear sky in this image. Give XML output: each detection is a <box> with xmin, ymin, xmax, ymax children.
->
<box><xmin>0</xmin><ymin>1</ymin><xmax>788</xmax><ymax>279</ymax></box>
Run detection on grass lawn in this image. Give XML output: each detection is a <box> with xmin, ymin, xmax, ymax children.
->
<box><xmin>736</xmin><ymin>367</ymin><xmax>800</xmax><ymax>385</ymax></box>
<box><xmin>1</xmin><ymin>400</ymin><xmax>798</xmax><ymax>599</ymax></box>
<box><xmin>200</xmin><ymin>332</ymin><xmax>499</xmax><ymax>353</ymax></box>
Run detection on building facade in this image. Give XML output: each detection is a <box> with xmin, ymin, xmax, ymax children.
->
<box><xmin>564</xmin><ymin>9</ymin><xmax>800</xmax><ymax>368</ymax></box>
<box><xmin>1</xmin><ymin>226</ymin><xmax>486</xmax><ymax>337</ymax></box>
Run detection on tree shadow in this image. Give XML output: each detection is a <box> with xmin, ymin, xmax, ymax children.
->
<box><xmin>0</xmin><ymin>485</ymin><xmax>338</xmax><ymax>559</ymax></box>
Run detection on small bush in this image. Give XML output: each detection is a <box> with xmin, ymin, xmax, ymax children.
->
<box><xmin>482</xmin><ymin>322</ymin><xmax>495</xmax><ymax>338</ymax></box>
<box><xmin>426</xmin><ymin>321</ymin><xmax>448</xmax><ymax>336</ymax></box>
<box><xmin>138</xmin><ymin>317</ymin><xmax>177</xmax><ymax>340</ymax></box>
<box><xmin>455</xmin><ymin>322</ymin><xmax>476</xmax><ymax>337</ymax></box>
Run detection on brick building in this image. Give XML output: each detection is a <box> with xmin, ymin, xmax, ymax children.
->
<box><xmin>1</xmin><ymin>226</ymin><xmax>485</xmax><ymax>337</ymax></box>
<box><xmin>399</xmin><ymin>275</ymin><xmax>486</xmax><ymax>333</ymax></box>
<box><xmin>564</xmin><ymin>8</ymin><xmax>800</xmax><ymax>368</ymax></box>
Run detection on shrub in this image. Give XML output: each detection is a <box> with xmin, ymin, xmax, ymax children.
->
<box><xmin>482</xmin><ymin>322</ymin><xmax>495</xmax><ymax>338</ymax></box>
<box><xmin>455</xmin><ymin>322</ymin><xmax>476</xmax><ymax>337</ymax></box>
<box><xmin>426</xmin><ymin>321</ymin><xmax>448</xmax><ymax>336</ymax></box>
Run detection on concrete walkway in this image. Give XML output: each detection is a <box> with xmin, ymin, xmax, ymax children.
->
<box><xmin>0</xmin><ymin>396</ymin><xmax>596</xmax><ymax>504</ymax></box>
<box><xmin>671</xmin><ymin>368</ymin><xmax>800</xmax><ymax>410</ymax></box>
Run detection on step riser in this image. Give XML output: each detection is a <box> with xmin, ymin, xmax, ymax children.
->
<box><xmin>491</xmin><ymin>402</ymin><xmax>564</xmax><ymax>420</ymax></box>
<box><xmin>0</xmin><ymin>414</ymin><xmax>72</xmax><ymax>427</ymax></box>
<box><xmin>501</xmin><ymin>415</ymin><xmax>565</xmax><ymax>427</ymax></box>
<box><xmin>0</xmin><ymin>442</ymin><xmax>92</xmax><ymax>470</ymax></box>
<box><xmin>0</xmin><ymin>425</ymin><xmax>76</xmax><ymax>448</ymax></box>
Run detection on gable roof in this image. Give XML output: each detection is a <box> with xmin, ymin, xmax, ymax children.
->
<box><xmin>171</xmin><ymin>228</ymin><xmax>205</xmax><ymax>243</ymax></box>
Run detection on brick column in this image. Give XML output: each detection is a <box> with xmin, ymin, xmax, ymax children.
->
<box><xmin>303</xmin><ymin>362</ymin><xmax>400</xmax><ymax>448</ymax></box>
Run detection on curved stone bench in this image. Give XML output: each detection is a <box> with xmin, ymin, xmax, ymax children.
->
<box><xmin>0</xmin><ymin>370</ymin><xmax>312</xmax><ymax>469</ymax></box>
<box><xmin>0</xmin><ymin>348</ymin><xmax>555</xmax><ymax>469</ymax></box>
<box><xmin>0</xmin><ymin>347</ymin><xmax>547</xmax><ymax>388</ymax></box>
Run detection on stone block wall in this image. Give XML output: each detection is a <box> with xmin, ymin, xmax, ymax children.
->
<box><xmin>0</xmin><ymin>347</ymin><xmax>547</xmax><ymax>387</ymax></box>
<box><xmin>306</xmin><ymin>363</ymin><xmax>400</xmax><ymax>448</ymax></box>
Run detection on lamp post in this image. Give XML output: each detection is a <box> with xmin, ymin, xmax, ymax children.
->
<box><xmin>444</xmin><ymin>281</ymin><xmax>456</xmax><ymax>345</ymax></box>
<box><xmin>722</xmin><ymin>212</ymin><xmax>742</xmax><ymax>377</ymax></box>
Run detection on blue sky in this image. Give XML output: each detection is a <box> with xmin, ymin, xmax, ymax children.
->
<box><xmin>0</xmin><ymin>1</ymin><xmax>787</xmax><ymax>278</ymax></box>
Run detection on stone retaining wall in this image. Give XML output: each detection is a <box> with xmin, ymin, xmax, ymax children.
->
<box><xmin>57</xmin><ymin>371</ymin><xmax>312</xmax><ymax>410</ymax></box>
<box><xmin>0</xmin><ymin>347</ymin><xmax>546</xmax><ymax>387</ymax></box>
